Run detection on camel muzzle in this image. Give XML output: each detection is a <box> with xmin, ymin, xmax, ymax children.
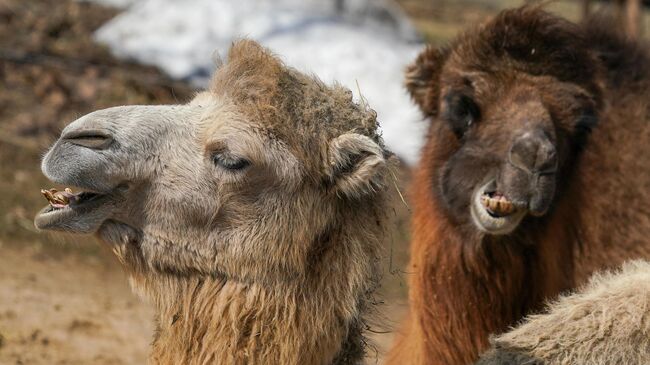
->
<box><xmin>35</xmin><ymin>105</ymin><xmax>194</xmax><ymax>234</ymax></box>
<box><xmin>34</xmin><ymin>106</ymin><xmax>155</xmax><ymax>234</ymax></box>
<box><xmin>501</xmin><ymin>129</ymin><xmax>558</xmax><ymax>216</ymax></box>
<box><xmin>469</xmin><ymin>129</ymin><xmax>559</xmax><ymax>234</ymax></box>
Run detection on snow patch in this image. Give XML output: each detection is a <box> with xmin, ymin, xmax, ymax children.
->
<box><xmin>87</xmin><ymin>0</ymin><xmax>427</xmax><ymax>163</ymax></box>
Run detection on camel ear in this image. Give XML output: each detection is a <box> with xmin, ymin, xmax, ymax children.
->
<box><xmin>327</xmin><ymin>133</ymin><xmax>387</xmax><ymax>199</ymax></box>
<box><xmin>405</xmin><ymin>46</ymin><xmax>449</xmax><ymax>116</ymax></box>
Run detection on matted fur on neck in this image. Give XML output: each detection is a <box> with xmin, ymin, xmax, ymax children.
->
<box><xmin>108</xmin><ymin>203</ymin><xmax>385</xmax><ymax>365</ymax></box>
<box><xmin>147</xmin><ymin>277</ymin><xmax>360</xmax><ymax>364</ymax></box>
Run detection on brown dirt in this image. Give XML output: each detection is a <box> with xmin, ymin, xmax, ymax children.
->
<box><xmin>0</xmin><ymin>244</ymin><xmax>152</xmax><ymax>365</ymax></box>
<box><xmin>0</xmin><ymin>0</ymin><xmax>193</xmax><ymax>145</ymax></box>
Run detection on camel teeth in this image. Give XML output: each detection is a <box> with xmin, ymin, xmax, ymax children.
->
<box><xmin>481</xmin><ymin>194</ymin><xmax>515</xmax><ymax>216</ymax></box>
<box><xmin>498</xmin><ymin>200</ymin><xmax>512</xmax><ymax>214</ymax></box>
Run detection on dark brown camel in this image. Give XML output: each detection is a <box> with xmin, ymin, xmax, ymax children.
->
<box><xmin>387</xmin><ymin>6</ymin><xmax>650</xmax><ymax>365</ymax></box>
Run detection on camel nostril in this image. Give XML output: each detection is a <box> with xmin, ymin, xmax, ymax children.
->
<box><xmin>63</xmin><ymin>129</ymin><xmax>114</xmax><ymax>150</ymax></box>
<box><xmin>536</xmin><ymin>143</ymin><xmax>558</xmax><ymax>174</ymax></box>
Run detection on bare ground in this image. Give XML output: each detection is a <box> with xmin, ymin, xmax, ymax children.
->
<box><xmin>0</xmin><ymin>244</ymin><xmax>152</xmax><ymax>365</ymax></box>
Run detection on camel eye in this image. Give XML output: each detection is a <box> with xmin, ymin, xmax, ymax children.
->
<box><xmin>443</xmin><ymin>93</ymin><xmax>481</xmax><ymax>138</ymax></box>
<box><xmin>212</xmin><ymin>154</ymin><xmax>250</xmax><ymax>171</ymax></box>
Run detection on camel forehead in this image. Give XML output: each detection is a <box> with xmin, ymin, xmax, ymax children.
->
<box><xmin>448</xmin><ymin>8</ymin><xmax>598</xmax><ymax>92</ymax></box>
<box><xmin>192</xmin><ymin>91</ymin><xmax>291</xmax><ymax>148</ymax></box>
<box><xmin>193</xmin><ymin>92</ymin><xmax>280</xmax><ymax>136</ymax></box>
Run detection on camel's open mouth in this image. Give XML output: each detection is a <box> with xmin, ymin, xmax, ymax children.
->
<box><xmin>480</xmin><ymin>191</ymin><xmax>515</xmax><ymax>218</ymax></box>
<box><xmin>40</xmin><ymin>188</ymin><xmax>104</xmax><ymax>210</ymax></box>
<box><xmin>470</xmin><ymin>180</ymin><xmax>527</xmax><ymax>235</ymax></box>
<box><xmin>35</xmin><ymin>187</ymin><xmax>115</xmax><ymax>234</ymax></box>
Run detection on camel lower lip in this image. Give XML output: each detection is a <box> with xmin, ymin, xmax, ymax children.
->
<box><xmin>470</xmin><ymin>181</ymin><xmax>526</xmax><ymax>235</ymax></box>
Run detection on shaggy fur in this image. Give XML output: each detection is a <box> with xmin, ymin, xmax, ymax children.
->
<box><xmin>476</xmin><ymin>260</ymin><xmax>650</xmax><ymax>365</ymax></box>
<box><xmin>387</xmin><ymin>7</ymin><xmax>650</xmax><ymax>365</ymax></box>
<box><xmin>38</xmin><ymin>40</ymin><xmax>395</xmax><ymax>364</ymax></box>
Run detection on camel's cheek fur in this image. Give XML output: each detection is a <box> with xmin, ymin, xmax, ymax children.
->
<box><xmin>125</xmin><ymin>100</ymin><xmax>317</xmax><ymax>282</ymax></box>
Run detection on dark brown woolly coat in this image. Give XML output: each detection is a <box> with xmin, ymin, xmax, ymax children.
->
<box><xmin>387</xmin><ymin>7</ymin><xmax>650</xmax><ymax>365</ymax></box>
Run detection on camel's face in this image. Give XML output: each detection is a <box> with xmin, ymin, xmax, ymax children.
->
<box><xmin>406</xmin><ymin>8</ymin><xmax>601</xmax><ymax>236</ymax></box>
<box><xmin>35</xmin><ymin>40</ymin><xmax>388</xmax><ymax>282</ymax></box>
<box><xmin>35</xmin><ymin>95</ymin><xmax>306</xmax><ymax>277</ymax></box>
<box><xmin>435</xmin><ymin>75</ymin><xmax>595</xmax><ymax>236</ymax></box>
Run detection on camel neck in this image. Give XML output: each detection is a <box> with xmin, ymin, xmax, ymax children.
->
<box><xmin>145</xmin><ymin>272</ymin><xmax>367</xmax><ymax>364</ymax></box>
<box><xmin>115</xmin><ymin>207</ymin><xmax>383</xmax><ymax>364</ymax></box>
<box><xmin>399</xmin><ymin>167</ymin><xmax>577</xmax><ymax>364</ymax></box>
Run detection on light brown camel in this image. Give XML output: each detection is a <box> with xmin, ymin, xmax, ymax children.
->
<box><xmin>387</xmin><ymin>6</ymin><xmax>650</xmax><ymax>365</ymax></box>
<box><xmin>476</xmin><ymin>260</ymin><xmax>650</xmax><ymax>364</ymax></box>
<box><xmin>35</xmin><ymin>40</ymin><xmax>395</xmax><ymax>364</ymax></box>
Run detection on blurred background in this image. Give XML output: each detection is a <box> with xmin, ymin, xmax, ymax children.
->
<box><xmin>0</xmin><ymin>0</ymin><xmax>648</xmax><ymax>364</ymax></box>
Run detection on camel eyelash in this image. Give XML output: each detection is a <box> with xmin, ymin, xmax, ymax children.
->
<box><xmin>211</xmin><ymin>153</ymin><xmax>250</xmax><ymax>171</ymax></box>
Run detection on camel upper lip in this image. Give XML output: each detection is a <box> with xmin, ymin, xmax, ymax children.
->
<box><xmin>470</xmin><ymin>180</ymin><xmax>527</xmax><ymax>235</ymax></box>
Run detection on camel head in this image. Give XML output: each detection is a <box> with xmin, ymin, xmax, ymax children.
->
<box><xmin>406</xmin><ymin>7</ymin><xmax>602</xmax><ymax>235</ymax></box>
<box><xmin>35</xmin><ymin>40</ymin><xmax>391</xmax><ymax>286</ymax></box>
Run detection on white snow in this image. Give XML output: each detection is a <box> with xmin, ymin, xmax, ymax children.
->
<box><xmin>87</xmin><ymin>0</ymin><xmax>427</xmax><ymax>164</ymax></box>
